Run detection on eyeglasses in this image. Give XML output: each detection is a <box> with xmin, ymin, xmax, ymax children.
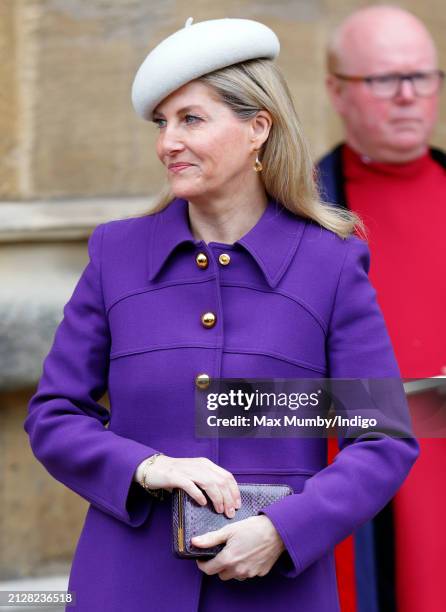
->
<box><xmin>333</xmin><ymin>69</ymin><xmax>445</xmax><ymax>98</ymax></box>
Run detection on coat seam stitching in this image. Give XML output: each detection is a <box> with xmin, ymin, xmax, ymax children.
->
<box><xmin>105</xmin><ymin>276</ymin><xmax>218</xmax><ymax>316</ymax></box>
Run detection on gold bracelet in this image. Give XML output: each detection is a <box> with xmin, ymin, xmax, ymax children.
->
<box><xmin>141</xmin><ymin>453</ymin><xmax>165</xmax><ymax>501</ymax></box>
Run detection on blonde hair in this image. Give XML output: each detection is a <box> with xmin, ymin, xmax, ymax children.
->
<box><xmin>148</xmin><ymin>59</ymin><xmax>364</xmax><ymax>239</ymax></box>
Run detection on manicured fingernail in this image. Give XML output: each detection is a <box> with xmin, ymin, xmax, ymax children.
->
<box><xmin>235</xmin><ymin>499</ymin><xmax>241</xmax><ymax>508</ymax></box>
<box><xmin>228</xmin><ymin>507</ymin><xmax>235</xmax><ymax>518</ymax></box>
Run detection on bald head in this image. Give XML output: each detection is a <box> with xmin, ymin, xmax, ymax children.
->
<box><xmin>327</xmin><ymin>5</ymin><xmax>437</xmax><ymax>75</ymax></box>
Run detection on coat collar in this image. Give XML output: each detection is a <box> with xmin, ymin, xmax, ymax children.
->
<box><xmin>147</xmin><ymin>197</ymin><xmax>307</xmax><ymax>288</ymax></box>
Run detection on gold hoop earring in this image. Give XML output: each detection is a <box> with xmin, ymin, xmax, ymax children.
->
<box><xmin>253</xmin><ymin>154</ymin><xmax>263</xmax><ymax>173</ymax></box>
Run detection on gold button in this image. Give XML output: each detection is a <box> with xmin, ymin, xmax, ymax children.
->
<box><xmin>195</xmin><ymin>373</ymin><xmax>211</xmax><ymax>389</ymax></box>
<box><xmin>195</xmin><ymin>252</ymin><xmax>209</xmax><ymax>269</ymax></box>
<box><xmin>218</xmin><ymin>253</ymin><xmax>231</xmax><ymax>266</ymax></box>
<box><xmin>201</xmin><ymin>312</ymin><xmax>217</xmax><ymax>328</ymax></box>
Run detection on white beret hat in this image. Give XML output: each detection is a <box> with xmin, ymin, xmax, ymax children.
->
<box><xmin>131</xmin><ymin>17</ymin><xmax>280</xmax><ymax>121</ymax></box>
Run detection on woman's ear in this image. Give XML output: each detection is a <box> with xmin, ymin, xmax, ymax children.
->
<box><xmin>250</xmin><ymin>110</ymin><xmax>272</xmax><ymax>149</ymax></box>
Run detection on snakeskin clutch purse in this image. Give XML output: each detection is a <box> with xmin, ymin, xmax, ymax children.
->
<box><xmin>172</xmin><ymin>482</ymin><xmax>293</xmax><ymax>559</ymax></box>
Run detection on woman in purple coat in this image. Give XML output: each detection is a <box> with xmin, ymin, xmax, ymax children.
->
<box><xmin>24</xmin><ymin>17</ymin><xmax>418</xmax><ymax>612</ymax></box>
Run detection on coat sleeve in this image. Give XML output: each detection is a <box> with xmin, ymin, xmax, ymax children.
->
<box><xmin>24</xmin><ymin>223</ymin><xmax>161</xmax><ymax>527</ymax></box>
<box><xmin>259</xmin><ymin>236</ymin><xmax>419</xmax><ymax>578</ymax></box>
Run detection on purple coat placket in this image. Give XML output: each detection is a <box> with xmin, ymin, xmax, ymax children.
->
<box><xmin>24</xmin><ymin>198</ymin><xmax>418</xmax><ymax>611</ymax></box>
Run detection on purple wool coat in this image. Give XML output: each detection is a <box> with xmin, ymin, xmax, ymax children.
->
<box><xmin>24</xmin><ymin>197</ymin><xmax>418</xmax><ymax>611</ymax></box>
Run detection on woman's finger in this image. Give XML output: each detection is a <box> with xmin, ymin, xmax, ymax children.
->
<box><xmin>204</xmin><ymin>463</ymin><xmax>241</xmax><ymax>511</ymax></box>
<box><xmin>219</xmin><ymin>478</ymin><xmax>238</xmax><ymax>518</ymax></box>
<box><xmin>199</xmin><ymin>481</ymin><xmax>225</xmax><ymax>513</ymax></box>
<box><xmin>180</xmin><ymin>480</ymin><xmax>208</xmax><ymax>506</ymax></box>
<box><xmin>191</xmin><ymin>526</ymin><xmax>229</xmax><ymax>548</ymax></box>
<box><xmin>226</xmin><ymin>476</ymin><xmax>242</xmax><ymax>509</ymax></box>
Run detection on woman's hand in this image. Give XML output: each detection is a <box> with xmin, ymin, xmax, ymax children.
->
<box><xmin>192</xmin><ymin>514</ymin><xmax>285</xmax><ymax>581</ymax></box>
<box><xmin>138</xmin><ymin>455</ymin><xmax>241</xmax><ymax>519</ymax></box>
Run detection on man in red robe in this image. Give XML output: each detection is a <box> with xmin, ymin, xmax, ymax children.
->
<box><xmin>318</xmin><ymin>6</ymin><xmax>445</xmax><ymax>611</ymax></box>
